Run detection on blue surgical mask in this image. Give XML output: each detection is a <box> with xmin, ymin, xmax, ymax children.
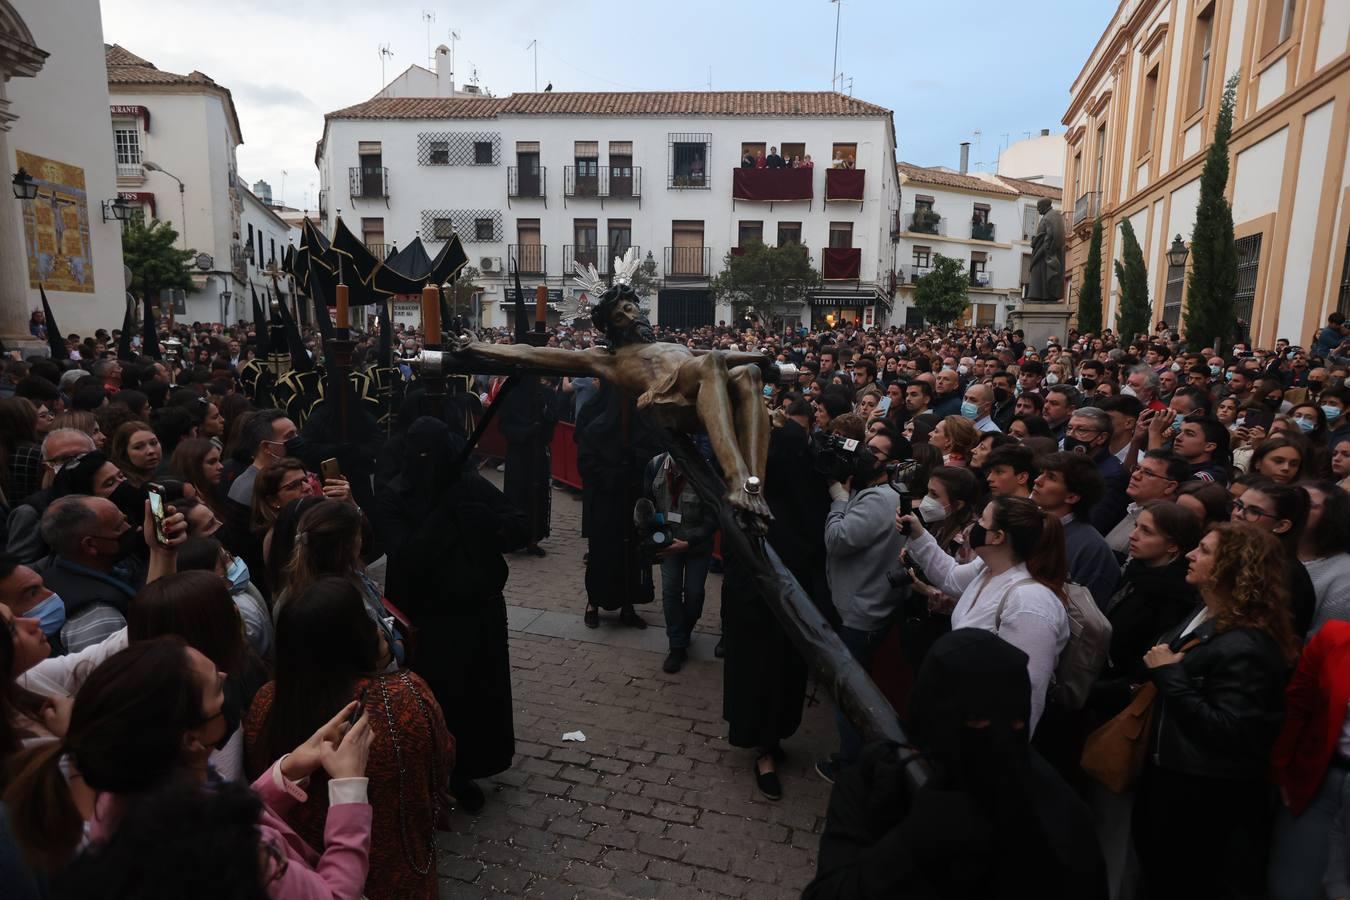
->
<box><xmin>1323</xmin><ymin>405</ymin><xmax>1343</xmax><ymax>423</ymax></box>
<box><xmin>29</xmin><ymin>592</ymin><xmax>66</xmax><ymax>637</ymax></box>
<box><xmin>1225</xmin><ymin>372</ymin><xmax>1235</xmax><ymax>382</ymax></box>
<box><xmin>227</xmin><ymin>556</ymin><xmax>250</xmax><ymax>590</ymax></box>
<box><xmin>1209</xmin><ymin>364</ymin><xmax>1222</xmax><ymax>376</ymax></box>
<box><xmin>961</xmin><ymin>400</ymin><xmax>980</xmax><ymax>420</ymax></box>
<box><xmin>1294</xmin><ymin>418</ymin><xmax>1316</xmax><ymax>433</ymax></box>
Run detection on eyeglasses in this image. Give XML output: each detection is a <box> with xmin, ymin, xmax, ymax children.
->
<box><xmin>1065</xmin><ymin>425</ymin><xmax>1103</xmax><ymax>438</ymax></box>
<box><xmin>1232</xmin><ymin>499</ymin><xmax>1277</xmax><ymax>521</ymax></box>
<box><xmin>1132</xmin><ymin>466</ymin><xmax>1176</xmax><ymax>484</ymax></box>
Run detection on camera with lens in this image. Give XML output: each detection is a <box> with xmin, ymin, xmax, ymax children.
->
<box><xmin>810</xmin><ymin>432</ymin><xmax>862</xmax><ymax>482</ymax></box>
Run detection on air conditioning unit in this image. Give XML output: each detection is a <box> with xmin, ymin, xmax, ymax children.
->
<box><xmin>479</xmin><ymin>256</ymin><xmax>502</xmax><ymax>273</ymax></box>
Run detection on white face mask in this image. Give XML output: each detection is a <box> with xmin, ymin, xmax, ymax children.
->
<box><xmin>1121</xmin><ymin>385</ymin><xmax>1138</xmax><ymax>398</ymax></box>
<box><xmin>918</xmin><ymin>493</ymin><xmax>948</xmax><ymax>523</ymax></box>
<box><xmin>1045</xmin><ymin>373</ymin><xmax>1060</xmax><ymax>386</ymax></box>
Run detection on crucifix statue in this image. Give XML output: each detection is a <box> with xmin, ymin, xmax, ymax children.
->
<box><xmin>446</xmin><ymin>249</ymin><xmax>779</xmax><ymax>528</ymax></box>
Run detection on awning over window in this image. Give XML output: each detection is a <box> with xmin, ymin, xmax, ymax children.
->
<box><xmin>516</xmin><ymin>141</ymin><xmax>540</xmax><ymax>152</ymax></box>
<box><xmin>574</xmin><ymin>141</ymin><xmax>599</xmax><ymax>157</ymax></box>
<box><xmin>609</xmin><ymin>141</ymin><xmax>633</xmax><ymax>155</ymax></box>
<box><xmin>109</xmin><ymin>104</ymin><xmax>150</xmax><ymax>132</ymax></box>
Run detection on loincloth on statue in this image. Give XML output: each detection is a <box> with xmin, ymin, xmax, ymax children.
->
<box><xmin>636</xmin><ymin>365</ymin><xmax>696</xmax><ymax>412</ymax></box>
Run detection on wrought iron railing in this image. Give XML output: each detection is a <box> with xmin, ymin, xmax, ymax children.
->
<box><xmin>349</xmin><ymin>166</ymin><xmax>389</xmax><ymax>199</ymax></box>
<box><xmin>509</xmin><ymin>243</ymin><xmax>547</xmax><ymax>275</ymax></box>
<box><xmin>664</xmin><ymin>246</ymin><xmax>711</xmax><ymax>278</ymax></box>
<box><xmin>507</xmin><ymin>166</ymin><xmax>547</xmax><ymax>199</ymax></box>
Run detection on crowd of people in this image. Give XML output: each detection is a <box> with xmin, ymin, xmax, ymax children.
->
<box><xmin>0</xmin><ymin>303</ymin><xmax>1347</xmax><ymax>898</ymax></box>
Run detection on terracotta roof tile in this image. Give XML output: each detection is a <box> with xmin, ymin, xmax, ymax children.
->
<box><xmin>993</xmin><ymin>175</ymin><xmax>1063</xmax><ymax>200</ymax></box>
<box><xmin>324</xmin><ymin>97</ymin><xmax>507</xmax><ymax>121</ymax></box>
<box><xmin>896</xmin><ymin>162</ymin><xmax>1018</xmax><ymax>196</ymax></box>
<box><xmin>104</xmin><ymin>44</ymin><xmax>152</xmax><ymax>68</ymax></box>
<box><xmin>324</xmin><ymin>91</ymin><xmax>891</xmax><ymax>121</ymax></box>
<box><xmin>105</xmin><ymin>45</ymin><xmax>243</xmax><ymax>143</ymax></box>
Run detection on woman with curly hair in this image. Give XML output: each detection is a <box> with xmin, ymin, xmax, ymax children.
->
<box><xmin>1133</xmin><ymin>523</ymin><xmax>1297</xmax><ymax>900</ymax></box>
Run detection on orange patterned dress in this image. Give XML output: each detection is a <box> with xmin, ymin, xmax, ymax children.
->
<box><xmin>245</xmin><ymin>670</ymin><xmax>455</xmax><ymax>900</ymax></box>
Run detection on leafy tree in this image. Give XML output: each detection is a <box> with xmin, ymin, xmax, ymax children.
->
<box><xmin>912</xmin><ymin>253</ymin><xmax>969</xmax><ymax>327</ymax></box>
<box><xmin>121</xmin><ymin>217</ymin><xmax>196</xmax><ymax>308</ymax></box>
<box><xmin>1113</xmin><ymin>218</ymin><xmax>1151</xmax><ymax>342</ymax></box>
<box><xmin>1183</xmin><ymin>73</ymin><xmax>1240</xmax><ymax>354</ymax></box>
<box><xmin>710</xmin><ymin>242</ymin><xmax>820</xmax><ymax>324</ymax></box>
<box><xmin>1076</xmin><ymin>218</ymin><xmax>1104</xmax><ymax>336</ymax></box>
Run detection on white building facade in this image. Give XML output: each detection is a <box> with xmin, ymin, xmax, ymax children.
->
<box><xmin>315</xmin><ymin>91</ymin><xmax>899</xmax><ymax>329</ymax></box>
<box><xmin>105</xmin><ymin>45</ymin><xmax>247</xmax><ymax>325</ymax></box>
<box><xmin>1</xmin><ymin>0</ymin><xmax>126</xmax><ymax>346</ymax></box>
<box><xmin>238</xmin><ymin>181</ymin><xmax>300</xmax><ymax>314</ymax></box>
<box><xmin>892</xmin><ymin>161</ymin><xmax>1062</xmax><ymax>329</ymax></box>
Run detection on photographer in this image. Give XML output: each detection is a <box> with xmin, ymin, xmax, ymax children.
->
<box><xmin>814</xmin><ymin>426</ymin><xmax>910</xmax><ymax>784</ymax></box>
<box><xmin>648</xmin><ymin>450</ymin><xmax>716</xmax><ymax>674</ymax></box>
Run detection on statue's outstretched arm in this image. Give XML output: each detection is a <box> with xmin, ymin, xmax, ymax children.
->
<box><xmin>454</xmin><ymin>338</ymin><xmax>609</xmax><ymax>378</ymax></box>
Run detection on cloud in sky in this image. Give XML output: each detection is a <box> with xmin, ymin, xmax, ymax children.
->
<box><xmin>101</xmin><ymin>0</ymin><xmax>1110</xmax><ymax>209</ymax></box>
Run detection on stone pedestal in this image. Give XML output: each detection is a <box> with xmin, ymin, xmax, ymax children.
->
<box><xmin>1011</xmin><ymin>304</ymin><xmax>1073</xmax><ymax>351</ymax></box>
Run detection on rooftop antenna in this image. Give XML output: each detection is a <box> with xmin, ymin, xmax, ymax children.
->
<box><xmin>447</xmin><ymin>29</ymin><xmax>460</xmax><ymax>89</ymax></box>
<box><xmin>422</xmin><ymin>10</ymin><xmax>435</xmax><ymax>69</ymax></box>
<box><xmin>708</xmin><ymin>65</ymin><xmax>712</xmax><ymax>91</ymax></box>
<box><xmin>831</xmin><ymin>0</ymin><xmax>842</xmax><ymax>91</ymax></box>
<box><xmin>280</xmin><ymin>170</ymin><xmax>287</xmax><ymax>206</ymax></box>
<box><xmin>378</xmin><ymin>43</ymin><xmax>393</xmax><ymax>87</ymax></box>
<box><xmin>526</xmin><ymin>39</ymin><xmax>538</xmax><ymax>92</ymax></box>
<box><xmin>846</xmin><ymin>75</ymin><xmax>854</xmax><ymax>96</ymax></box>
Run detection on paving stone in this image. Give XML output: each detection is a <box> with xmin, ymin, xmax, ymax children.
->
<box><xmin>431</xmin><ymin>474</ymin><xmax>834</xmax><ymax>898</ymax></box>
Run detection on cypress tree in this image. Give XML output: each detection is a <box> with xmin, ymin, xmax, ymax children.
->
<box><xmin>1114</xmin><ymin>218</ymin><xmax>1151</xmax><ymax>342</ymax></box>
<box><xmin>1182</xmin><ymin>74</ymin><xmax>1240</xmax><ymax>354</ymax></box>
<box><xmin>1076</xmin><ymin>218</ymin><xmax>1104</xmax><ymax>336</ymax></box>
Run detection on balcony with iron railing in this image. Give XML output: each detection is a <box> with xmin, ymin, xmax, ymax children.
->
<box><xmin>229</xmin><ymin>243</ymin><xmax>249</xmax><ymax>281</ymax></box>
<box><xmin>971</xmin><ymin>220</ymin><xmax>996</xmax><ymax>241</ymax></box>
<box><xmin>563</xmin><ymin>244</ymin><xmax>639</xmax><ymax>275</ymax></box>
<box><xmin>908</xmin><ymin>264</ymin><xmax>933</xmax><ymax>284</ymax></box>
<box><xmin>366</xmin><ymin>243</ymin><xmax>392</xmax><ymax>259</ymax></box>
<box><xmin>904</xmin><ymin>209</ymin><xmax>944</xmax><ymax>236</ymax></box>
<box><xmin>116</xmin><ymin>162</ymin><xmax>144</xmax><ymax>181</ymax></box>
<box><xmin>349</xmin><ymin>166</ymin><xmax>389</xmax><ymax>199</ymax></box>
<box><xmin>509</xmin><ymin>243</ymin><xmax>547</xmax><ymax>276</ymax></box>
<box><xmin>664</xmin><ymin>246</ymin><xmax>711</xmax><ymax>279</ymax></box>
<box><xmin>562</xmin><ymin>166</ymin><xmax>643</xmax><ymax>202</ymax></box>
<box><xmin>508</xmin><ymin>166</ymin><xmax>548</xmax><ymax>200</ymax></box>
<box><xmin>318</xmin><ymin>189</ymin><xmax>328</xmax><ymax>217</ymax></box>
<box><xmin>822</xmin><ymin>247</ymin><xmax>862</xmax><ymax>280</ymax></box>
<box><xmin>1073</xmin><ymin>192</ymin><xmax>1101</xmax><ymax>227</ymax></box>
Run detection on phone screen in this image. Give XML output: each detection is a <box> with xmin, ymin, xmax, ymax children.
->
<box><xmin>148</xmin><ymin>488</ymin><xmax>167</xmax><ymax>545</ymax></box>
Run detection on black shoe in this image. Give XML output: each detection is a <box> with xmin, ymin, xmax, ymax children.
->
<box><xmin>714</xmin><ymin>637</ymin><xmax>725</xmax><ymax>658</ymax></box>
<box><xmin>450</xmin><ymin>776</ymin><xmax>485</xmax><ymax>813</ymax></box>
<box><xmin>814</xmin><ymin>758</ymin><xmax>839</xmax><ymax>785</ymax></box>
<box><xmin>662</xmin><ymin>648</ymin><xmax>687</xmax><ymax>673</ymax></box>
<box><xmin>755</xmin><ymin>759</ymin><xmax>782</xmax><ymax>801</ymax></box>
<box><xmin>584</xmin><ymin>607</ymin><xmax>599</xmax><ymax>629</ymax></box>
<box><xmin>618</xmin><ymin>607</ymin><xmax>647</xmax><ymax>629</ymax></box>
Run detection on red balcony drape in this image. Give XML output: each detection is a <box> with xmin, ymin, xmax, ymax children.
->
<box><xmin>731</xmin><ymin>167</ymin><xmax>813</xmax><ymax>201</ymax></box>
<box><xmin>825</xmin><ymin>168</ymin><xmax>865</xmax><ymax>202</ymax></box>
<box><xmin>822</xmin><ymin>247</ymin><xmax>861</xmax><ymax>280</ymax></box>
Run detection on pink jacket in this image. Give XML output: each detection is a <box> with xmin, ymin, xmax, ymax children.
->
<box><xmin>90</xmin><ymin>762</ymin><xmax>371</xmax><ymax>900</ymax></box>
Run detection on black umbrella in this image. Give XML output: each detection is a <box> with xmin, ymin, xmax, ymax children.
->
<box><xmin>329</xmin><ymin>216</ymin><xmax>468</xmax><ymax>299</ymax></box>
<box><xmin>38</xmin><ymin>285</ymin><xmax>68</xmax><ymax>360</ymax></box>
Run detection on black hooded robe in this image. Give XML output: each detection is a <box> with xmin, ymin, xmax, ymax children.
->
<box><xmin>379</xmin><ymin>421</ymin><xmax>528</xmax><ymax>779</ymax></box>
<box><xmin>496</xmin><ymin>378</ymin><xmax>558</xmax><ymax>545</ymax></box>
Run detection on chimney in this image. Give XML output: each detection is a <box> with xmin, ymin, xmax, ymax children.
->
<box><xmin>435</xmin><ymin>44</ymin><xmax>452</xmax><ymax>96</ymax></box>
<box><xmin>959</xmin><ymin>142</ymin><xmax>970</xmax><ymax>175</ymax></box>
<box><xmin>1040</xmin><ymin>128</ymin><xmax>1051</xmax><ymax>137</ymax></box>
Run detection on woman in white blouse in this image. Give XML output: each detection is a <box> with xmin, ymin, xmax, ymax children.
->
<box><xmin>898</xmin><ymin>495</ymin><xmax>1070</xmax><ymax>731</ymax></box>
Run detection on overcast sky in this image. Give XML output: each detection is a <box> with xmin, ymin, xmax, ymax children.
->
<box><xmin>101</xmin><ymin>0</ymin><xmax>1111</xmax><ymax>210</ymax></box>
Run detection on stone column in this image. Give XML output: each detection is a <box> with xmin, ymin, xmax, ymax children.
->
<box><xmin>0</xmin><ymin>10</ymin><xmax>49</xmax><ymax>353</ymax></box>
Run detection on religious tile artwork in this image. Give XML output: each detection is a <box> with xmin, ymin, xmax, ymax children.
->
<box><xmin>18</xmin><ymin>150</ymin><xmax>95</xmax><ymax>293</ymax></box>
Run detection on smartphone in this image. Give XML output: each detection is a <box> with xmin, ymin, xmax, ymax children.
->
<box><xmin>147</xmin><ymin>483</ymin><xmax>168</xmax><ymax>546</ymax></box>
<box><xmin>320</xmin><ymin>457</ymin><xmax>342</xmax><ymax>481</ymax></box>
<box><xmin>347</xmin><ymin>687</ymin><xmax>367</xmax><ymax>727</ymax></box>
<box><xmin>1242</xmin><ymin>408</ymin><xmax>1273</xmax><ymax>430</ymax></box>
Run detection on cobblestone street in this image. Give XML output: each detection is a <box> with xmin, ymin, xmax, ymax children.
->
<box><xmin>434</xmin><ymin>478</ymin><xmax>835</xmax><ymax>898</ymax></box>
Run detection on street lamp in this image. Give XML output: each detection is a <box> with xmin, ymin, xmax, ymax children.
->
<box><xmin>142</xmin><ymin>161</ymin><xmax>187</xmax><ymax>249</ymax></box>
<box><xmin>101</xmin><ymin>196</ymin><xmax>134</xmax><ymax>222</ymax></box>
<box><xmin>11</xmin><ymin>168</ymin><xmax>37</xmax><ymax>201</ymax></box>
<box><xmin>1167</xmin><ymin>234</ymin><xmax>1190</xmax><ymax>269</ymax></box>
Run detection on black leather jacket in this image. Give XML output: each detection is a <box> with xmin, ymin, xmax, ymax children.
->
<box><xmin>1148</xmin><ymin>619</ymin><xmax>1289</xmax><ymax>780</ymax></box>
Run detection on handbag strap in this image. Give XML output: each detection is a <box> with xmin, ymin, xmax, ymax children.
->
<box><xmin>991</xmin><ymin>577</ymin><xmax>1040</xmax><ymax>632</ymax></box>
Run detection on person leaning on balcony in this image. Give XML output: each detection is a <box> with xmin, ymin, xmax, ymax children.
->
<box><xmin>803</xmin><ymin>155</ymin><xmax>815</xmax><ymax>168</ymax></box>
<box><xmin>754</xmin><ymin>150</ymin><xmax>766</xmax><ymax>169</ymax></box>
<box><xmin>766</xmin><ymin>146</ymin><xmax>786</xmax><ymax>168</ymax></box>
<box><xmin>741</xmin><ymin>150</ymin><xmax>755</xmax><ymax>168</ymax></box>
